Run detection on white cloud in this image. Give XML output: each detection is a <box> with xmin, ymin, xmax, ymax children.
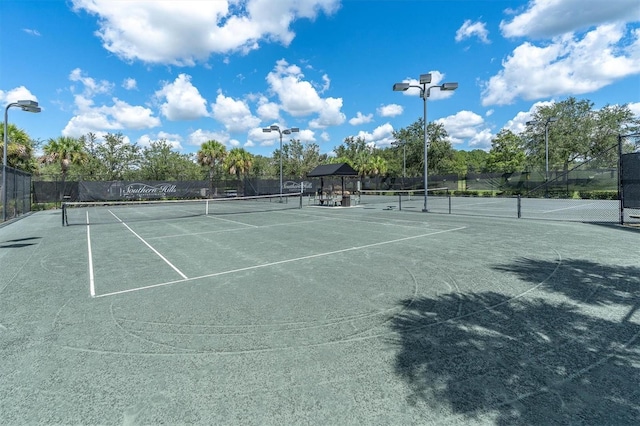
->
<box><xmin>155</xmin><ymin>74</ymin><xmax>208</xmax><ymax>120</ymax></box>
<box><xmin>352</xmin><ymin>123</ymin><xmax>395</xmax><ymax>148</ymax></box>
<box><xmin>377</xmin><ymin>104</ymin><xmax>403</xmax><ymax>117</ymax></box>
<box><xmin>628</xmin><ymin>102</ymin><xmax>640</xmax><ymax>118</ymax></box>
<box><xmin>211</xmin><ymin>93</ymin><xmax>261</xmax><ymax>132</ymax></box>
<box><xmin>137</xmin><ymin>132</ymin><xmax>183</xmax><ymax>150</ymax></box>
<box><xmin>349</xmin><ymin>112</ymin><xmax>373</xmax><ymax>126</ymax></box>
<box><xmin>481</xmin><ymin>24</ymin><xmax>640</xmax><ymax>106</ymax></box>
<box><xmin>122</xmin><ymin>78</ymin><xmax>137</xmax><ymax>90</ymax></box>
<box><xmin>23</xmin><ymin>28</ymin><xmax>41</xmax><ymax>36</ymax></box>
<box><xmin>500</xmin><ymin>0</ymin><xmax>640</xmax><ymax>38</ymax></box>
<box><xmin>455</xmin><ymin>20</ymin><xmax>490</xmax><ymax>44</ymax></box>
<box><xmin>0</xmin><ymin>86</ymin><xmax>38</xmax><ymax>105</ymax></box>
<box><xmin>69</xmin><ymin>68</ymin><xmax>113</xmax><ymax>97</ymax></box>
<box><xmin>437</xmin><ymin>110</ymin><xmax>493</xmax><ymax>149</ymax></box>
<box><xmin>266</xmin><ymin>59</ymin><xmax>345</xmax><ymax>127</ymax></box>
<box><xmin>503</xmin><ymin>101</ymin><xmax>555</xmax><ymax>134</ymax></box>
<box><xmin>71</xmin><ymin>0</ymin><xmax>341</xmax><ymax>65</ymax></box>
<box><xmin>256</xmin><ymin>96</ymin><xmax>280</xmax><ymax>121</ymax></box>
<box><xmin>62</xmin><ymin>96</ymin><xmax>161</xmax><ymax>137</ymax></box>
<box><xmin>188</xmin><ymin>129</ymin><xmax>230</xmax><ymax>147</ymax></box>
<box><xmin>308</xmin><ymin>97</ymin><xmax>346</xmax><ymax>129</ymax></box>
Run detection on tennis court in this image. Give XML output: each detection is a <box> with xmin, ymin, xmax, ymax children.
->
<box><xmin>1</xmin><ymin>199</ymin><xmax>639</xmax><ymax>425</ymax></box>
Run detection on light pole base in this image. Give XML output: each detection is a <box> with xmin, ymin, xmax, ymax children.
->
<box><xmin>422</xmin><ymin>209</ymin><xmax>429</xmax><ymax>213</ymax></box>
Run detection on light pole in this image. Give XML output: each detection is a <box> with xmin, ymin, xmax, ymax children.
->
<box><xmin>3</xmin><ymin>100</ymin><xmax>41</xmax><ymax>222</ymax></box>
<box><xmin>393</xmin><ymin>73</ymin><xmax>458</xmax><ymax>212</ymax></box>
<box><xmin>262</xmin><ymin>125</ymin><xmax>299</xmax><ymax>195</ymax></box>
<box><xmin>526</xmin><ymin>116</ymin><xmax>557</xmax><ymax>197</ymax></box>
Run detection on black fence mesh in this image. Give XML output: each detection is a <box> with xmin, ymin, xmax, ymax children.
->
<box><xmin>1</xmin><ymin>166</ymin><xmax>32</xmax><ymax>222</ymax></box>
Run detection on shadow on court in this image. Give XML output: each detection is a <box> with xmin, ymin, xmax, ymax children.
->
<box><xmin>494</xmin><ymin>258</ymin><xmax>640</xmax><ymax>322</ymax></box>
<box><xmin>390</xmin><ymin>258</ymin><xmax>640</xmax><ymax>425</ymax></box>
<box><xmin>0</xmin><ymin>236</ymin><xmax>41</xmax><ymax>249</ymax></box>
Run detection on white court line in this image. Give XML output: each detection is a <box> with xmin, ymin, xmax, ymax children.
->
<box><xmin>205</xmin><ymin>214</ymin><xmax>259</xmax><ymax>228</ymax></box>
<box><xmin>86</xmin><ymin>212</ymin><xmax>96</xmax><ymax>297</ymax></box>
<box><xmin>542</xmin><ymin>203</ymin><xmax>596</xmax><ymax>213</ymax></box>
<box><xmin>94</xmin><ymin>225</ymin><xmax>467</xmax><ymax>298</ymax></box>
<box><xmin>108</xmin><ymin>210</ymin><xmax>188</xmax><ymax>280</ymax></box>
<box><xmin>148</xmin><ymin>217</ymin><xmax>334</xmax><ymax>240</ymax></box>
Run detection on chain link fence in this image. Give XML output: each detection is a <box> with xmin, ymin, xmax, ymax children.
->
<box><xmin>1</xmin><ymin>166</ymin><xmax>32</xmax><ymax>222</ymax></box>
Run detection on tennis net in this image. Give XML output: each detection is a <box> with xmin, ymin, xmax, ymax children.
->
<box><xmin>62</xmin><ymin>193</ymin><xmax>303</xmax><ymax>226</ymax></box>
<box><xmin>357</xmin><ymin>188</ymin><xmax>449</xmax><ymax>211</ymax></box>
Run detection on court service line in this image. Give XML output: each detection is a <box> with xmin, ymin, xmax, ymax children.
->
<box><xmin>205</xmin><ymin>214</ymin><xmax>259</xmax><ymax>228</ymax></box>
<box><xmin>108</xmin><ymin>210</ymin><xmax>188</xmax><ymax>280</ymax></box>
<box><xmin>86</xmin><ymin>212</ymin><xmax>96</xmax><ymax>297</ymax></box>
<box><xmin>94</xmin><ymin>226</ymin><xmax>467</xmax><ymax>298</ymax></box>
<box><xmin>542</xmin><ymin>203</ymin><xmax>596</xmax><ymax>213</ymax></box>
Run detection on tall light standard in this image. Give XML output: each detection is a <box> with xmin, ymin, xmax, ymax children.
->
<box><xmin>526</xmin><ymin>116</ymin><xmax>557</xmax><ymax>197</ymax></box>
<box><xmin>393</xmin><ymin>73</ymin><xmax>458</xmax><ymax>212</ymax></box>
<box><xmin>3</xmin><ymin>100</ymin><xmax>41</xmax><ymax>222</ymax></box>
<box><xmin>262</xmin><ymin>125</ymin><xmax>299</xmax><ymax>195</ymax></box>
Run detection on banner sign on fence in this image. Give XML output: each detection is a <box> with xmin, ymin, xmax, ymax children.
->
<box><xmin>79</xmin><ymin>181</ymin><xmax>209</xmax><ymax>201</ymax></box>
<box><xmin>622</xmin><ymin>153</ymin><xmax>640</xmax><ymax>208</ymax></box>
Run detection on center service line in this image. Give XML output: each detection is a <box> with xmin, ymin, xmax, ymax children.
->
<box><xmin>95</xmin><ymin>226</ymin><xmax>467</xmax><ymax>298</ymax></box>
<box><xmin>108</xmin><ymin>210</ymin><xmax>188</xmax><ymax>280</ymax></box>
<box><xmin>86</xmin><ymin>211</ymin><xmax>96</xmax><ymax>297</ymax></box>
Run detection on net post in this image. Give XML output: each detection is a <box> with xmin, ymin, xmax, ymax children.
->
<box><xmin>398</xmin><ymin>191</ymin><xmax>402</xmax><ymax>211</ymax></box>
<box><xmin>205</xmin><ymin>199</ymin><xmax>209</xmax><ymax>216</ymax></box>
<box><xmin>448</xmin><ymin>189</ymin><xmax>451</xmax><ymax>214</ymax></box>
<box><xmin>61</xmin><ymin>202</ymin><xmax>67</xmax><ymax>226</ymax></box>
<box><xmin>517</xmin><ymin>195</ymin><xmax>521</xmax><ymax>218</ymax></box>
<box><xmin>300</xmin><ymin>181</ymin><xmax>303</xmax><ymax>209</ymax></box>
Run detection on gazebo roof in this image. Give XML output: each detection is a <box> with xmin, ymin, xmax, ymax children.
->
<box><xmin>307</xmin><ymin>163</ymin><xmax>358</xmax><ymax>177</ymax></box>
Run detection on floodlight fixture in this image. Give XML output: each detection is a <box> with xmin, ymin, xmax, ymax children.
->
<box><xmin>419</xmin><ymin>73</ymin><xmax>432</xmax><ymax>84</ymax></box>
<box><xmin>441</xmin><ymin>82</ymin><xmax>458</xmax><ymax>91</ymax></box>
<box><xmin>270</xmin><ymin>125</ymin><xmax>279</xmax><ymax>131</ymax></box>
<box><xmin>262</xmin><ymin>127</ymin><xmax>272</xmax><ymax>133</ymax></box>
<box><xmin>393</xmin><ymin>83</ymin><xmax>410</xmax><ymax>91</ymax></box>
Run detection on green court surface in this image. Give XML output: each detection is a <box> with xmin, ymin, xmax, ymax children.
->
<box><xmin>1</xmin><ymin>204</ymin><xmax>639</xmax><ymax>425</ymax></box>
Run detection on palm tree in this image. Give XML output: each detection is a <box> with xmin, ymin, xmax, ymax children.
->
<box><xmin>224</xmin><ymin>148</ymin><xmax>253</xmax><ymax>195</ymax></box>
<box><xmin>197</xmin><ymin>140</ymin><xmax>226</xmax><ymax>196</ymax></box>
<box><xmin>0</xmin><ymin>123</ymin><xmax>36</xmax><ymax>172</ymax></box>
<box><xmin>369</xmin><ymin>155</ymin><xmax>388</xmax><ymax>177</ymax></box>
<box><xmin>41</xmin><ymin>136</ymin><xmax>87</xmax><ymax>182</ymax></box>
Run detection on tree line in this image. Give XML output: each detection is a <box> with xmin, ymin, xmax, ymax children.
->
<box><xmin>2</xmin><ymin>97</ymin><xmax>638</xmax><ymax>184</ymax></box>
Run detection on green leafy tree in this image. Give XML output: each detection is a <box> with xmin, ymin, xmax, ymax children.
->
<box><xmin>465</xmin><ymin>149</ymin><xmax>489</xmax><ymax>174</ymax></box>
<box><xmin>280</xmin><ymin>139</ymin><xmax>324</xmax><ymax>179</ymax></box>
<box><xmin>1</xmin><ymin>123</ymin><xmax>37</xmax><ymax>172</ymax></box>
<box><xmin>526</xmin><ymin>97</ymin><xmax>640</xmax><ymax>177</ymax></box>
<box><xmin>197</xmin><ymin>140</ymin><xmax>227</xmax><ymax>194</ymax></box>
<box><xmin>392</xmin><ymin>118</ymin><xmax>454</xmax><ymax>177</ymax></box>
<box><xmin>94</xmin><ymin>133</ymin><xmax>140</xmax><ymax>180</ymax></box>
<box><xmin>75</xmin><ymin>133</ymin><xmax>103</xmax><ymax>179</ymax></box>
<box><xmin>486</xmin><ymin>129</ymin><xmax>526</xmax><ymax>173</ymax></box>
<box><xmin>41</xmin><ymin>136</ymin><xmax>87</xmax><ymax>181</ymax></box>
<box><xmin>224</xmin><ymin>147</ymin><xmax>253</xmax><ymax>194</ymax></box>
<box><xmin>139</xmin><ymin>140</ymin><xmax>201</xmax><ymax>180</ymax></box>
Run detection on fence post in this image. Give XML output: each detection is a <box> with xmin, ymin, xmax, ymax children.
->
<box><xmin>618</xmin><ymin>134</ymin><xmax>624</xmax><ymax>225</ymax></box>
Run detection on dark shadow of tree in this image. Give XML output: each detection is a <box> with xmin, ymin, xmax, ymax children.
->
<box><xmin>390</xmin><ymin>291</ymin><xmax>640</xmax><ymax>425</ymax></box>
<box><xmin>493</xmin><ymin>258</ymin><xmax>640</xmax><ymax>322</ymax></box>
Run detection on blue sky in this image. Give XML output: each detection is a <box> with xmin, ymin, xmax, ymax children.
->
<box><xmin>1</xmin><ymin>0</ymin><xmax>639</xmax><ymax>158</ymax></box>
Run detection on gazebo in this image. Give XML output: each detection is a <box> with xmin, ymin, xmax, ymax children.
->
<box><xmin>307</xmin><ymin>163</ymin><xmax>358</xmax><ymax>206</ymax></box>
